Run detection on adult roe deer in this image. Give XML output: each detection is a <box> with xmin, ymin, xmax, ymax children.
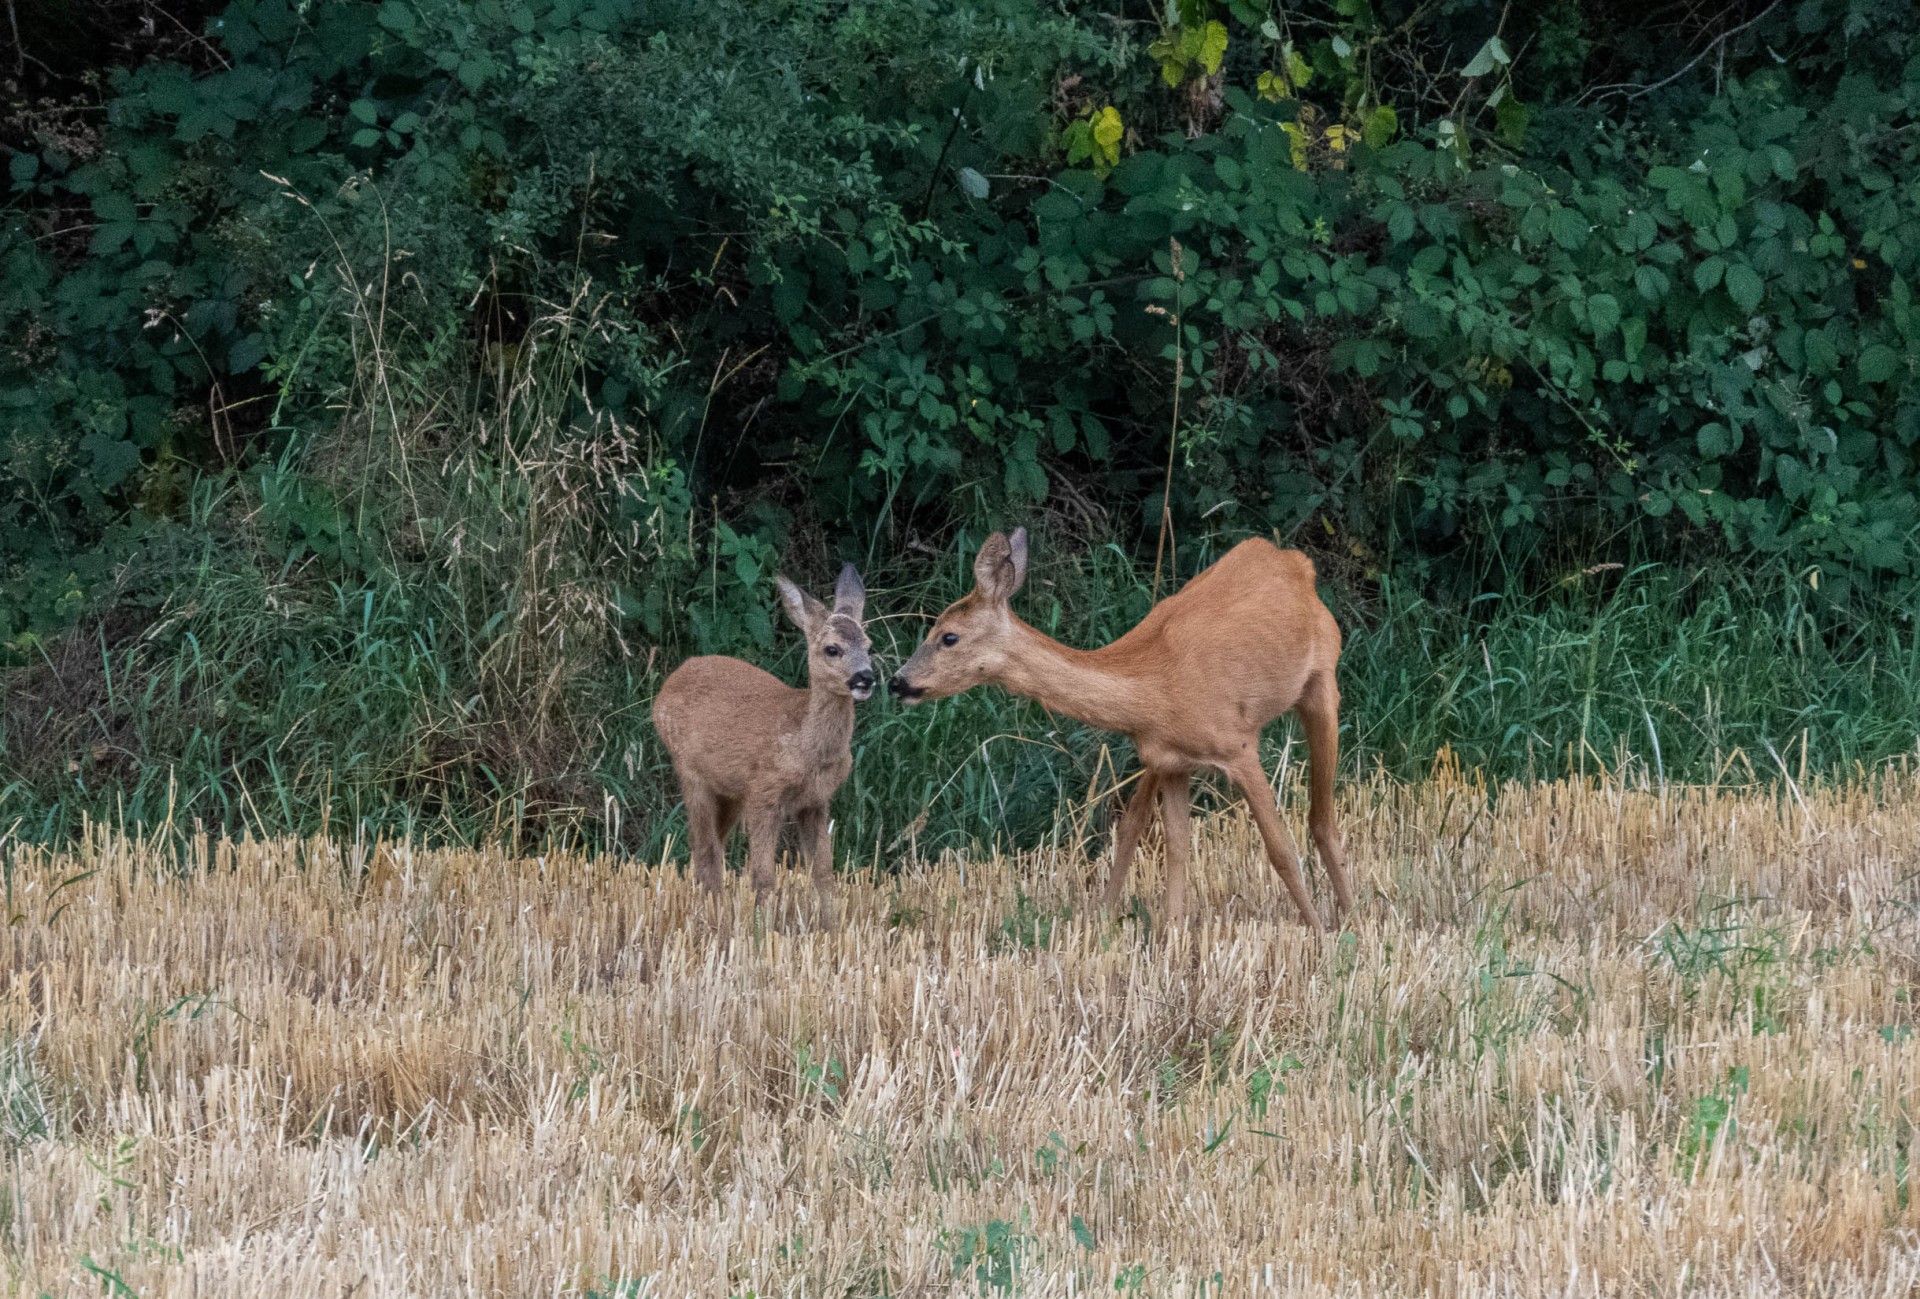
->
<box><xmin>652</xmin><ymin>564</ymin><xmax>876</xmax><ymax>894</ymax></box>
<box><xmin>888</xmin><ymin>530</ymin><xmax>1349</xmax><ymax>930</ymax></box>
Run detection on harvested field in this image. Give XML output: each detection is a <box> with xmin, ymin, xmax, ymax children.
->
<box><xmin>4</xmin><ymin>766</ymin><xmax>1920</xmax><ymax>1296</ymax></box>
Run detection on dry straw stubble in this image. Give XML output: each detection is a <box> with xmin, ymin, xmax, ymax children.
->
<box><xmin>3</xmin><ymin>765</ymin><xmax>1920</xmax><ymax>1296</ymax></box>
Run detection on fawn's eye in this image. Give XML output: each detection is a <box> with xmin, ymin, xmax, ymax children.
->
<box><xmin>824</xmin><ymin>645</ymin><xmax>842</xmax><ymax>658</ymax></box>
<box><xmin>940</xmin><ymin>632</ymin><xmax>960</xmax><ymax>647</ymax></box>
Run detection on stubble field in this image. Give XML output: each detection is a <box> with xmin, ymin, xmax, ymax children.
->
<box><xmin>4</xmin><ymin>763</ymin><xmax>1919</xmax><ymax>1296</ymax></box>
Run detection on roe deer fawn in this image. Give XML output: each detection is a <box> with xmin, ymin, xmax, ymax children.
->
<box><xmin>652</xmin><ymin>564</ymin><xmax>875</xmax><ymax>893</ymax></box>
<box><xmin>889</xmin><ymin>530</ymin><xmax>1349</xmax><ymax>930</ymax></box>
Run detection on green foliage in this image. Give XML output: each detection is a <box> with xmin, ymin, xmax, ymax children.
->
<box><xmin>2</xmin><ymin>0</ymin><xmax>1918</xmax><ymax>845</ymax></box>
<box><xmin>943</xmin><ymin>1217</ymin><xmax>1028</xmax><ymax>1294</ymax></box>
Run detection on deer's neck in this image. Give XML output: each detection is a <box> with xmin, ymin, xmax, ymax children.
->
<box><xmin>996</xmin><ymin>619</ymin><xmax>1151</xmax><ymax>737</ymax></box>
<box><xmin>800</xmin><ymin>679</ymin><xmax>855</xmax><ymax>756</ymax></box>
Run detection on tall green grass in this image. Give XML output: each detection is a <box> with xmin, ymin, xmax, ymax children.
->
<box><xmin>5</xmin><ymin>516</ymin><xmax>1915</xmax><ymax>863</ymax></box>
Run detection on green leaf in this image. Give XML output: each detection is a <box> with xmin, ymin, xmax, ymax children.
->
<box><xmin>1622</xmin><ymin>316</ymin><xmax>1647</xmax><ymax>362</ymax></box>
<box><xmin>1198</xmin><ymin>21</ymin><xmax>1229</xmax><ymax>75</ymax></box>
<box><xmin>93</xmin><ymin>192</ymin><xmax>135</xmax><ymax>223</ymax></box>
<box><xmin>1693</xmin><ymin>256</ymin><xmax>1727</xmax><ymax>292</ymax></box>
<box><xmin>1633</xmin><ymin>264</ymin><xmax>1670</xmax><ymax>302</ymax></box>
<box><xmin>1494</xmin><ymin>93</ymin><xmax>1530</xmax><ymax>145</ymax></box>
<box><xmin>956</xmin><ymin>167</ymin><xmax>989</xmax><ymax>200</ymax></box>
<box><xmin>1697</xmin><ymin>422</ymin><xmax>1731</xmax><ymax>457</ymax></box>
<box><xmin>1387</xmin><ymin>203</ymin><xmax>1416</xmax><ymax>243</ymax></box>
<box><xmin>1725</xmin><ymin>263</ymin><xmax>1764</xmax><ymax>313</ymax></box>
<box><xmin>349</xmin><ymin>99</ymin><xmax>379</xmax><ymax>125</ymax></box>
<box><xmin>1461</xmin><ymin>35</ymin><xmax>1511</xmax><ymax>77</ymax></box>
<box><xmin>1284</xmin><ymin>44</ymin><xmax>1312</xmax><ymax>88</ymax></box>
<box><xmin>378</xmin><ymin>0</ymin><xmax>418</xmax><ymax>32</ymax></box>
<box><xmin>1857</xmin><ymin>343</ymin><xmax>1899</xmax><ymax>384</ymax></box>
<box><xmin>1364</xmin><ymin>104</ymin><xmax>1398</xmax><ymax>149</ymax></box>
<box><xmin>1548</xmin><ymin>207</ymin><xmax>1588</xmax><ymax>251</ymax></box>
<box><xmin>1587</xmin><ymin>292</ymin><xmax>1621</xmax><ymax>337</ymax></box>
<box><xmin>9</xmin><ymin>152</ymin><xmax>38</xmax><ymax>183</ymax></box>
<box><xmin>351</xmin><ymin>129</ymin><xmax>383</xmax><ymax>148</ymax></box>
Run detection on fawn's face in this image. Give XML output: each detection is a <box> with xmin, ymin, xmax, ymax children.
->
<box><xmin>889</xmin><ymin>528</ymin><xmax>1027</xmax><ymax>705</ymax></box>
<box><xmin>778</xmin><ymin>565</ymin><xmax>876</xmax><ymax>700</ymax></box>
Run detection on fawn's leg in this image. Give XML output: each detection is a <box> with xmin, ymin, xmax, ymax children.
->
<box><xmin>1102</xmin><ymin>772</ymin><xmax>1161</xmax><ymax>912</ymax></box>
<box><xmin>684</xmin><ymin>787</ymin><xmax>725</xmax><ymax>892</ymax></box>
<box><xmin>744</xmin><ymin>803</ymin><xmax>782</xmax><ymax>895</ymax></box>
<box><xmin>796</xmin><ymin>805</ymin><xmax>835</xmax><ymax>890</ymax></box>
<box><xmin>1158</xmin><ymin>773</ymin><xmax>1193</xmax><ymax>924</ymax></box>
<box><xmin>1227</xmin><ymin>752</ymin><xmax>1324</xmax><ymax>931</ymax></box>
<box><xmin>1298</xmin><ymin>675</ymin><xmax>1353</xmax><ymax>920</ymax></box>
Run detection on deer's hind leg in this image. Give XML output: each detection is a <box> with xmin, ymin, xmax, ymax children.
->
<box><xmin>1102</xmin><ymin>772</ymin><xmax>1161</xmax><ymax>912</ymax></box>
<box><xmin>1158</xmin><ymin>773</ymin><xmax>1194</xmax><ymax>924</ymax></box>
<box><xmin>1297</xmin><ymin>674</ymin><xmax>1352</xmax><ymax>920</ymax></box>
<box><xmin>1227</xmin><ymin>751</ymin><xmax>1324</xmax><ymax>932</ymax></box>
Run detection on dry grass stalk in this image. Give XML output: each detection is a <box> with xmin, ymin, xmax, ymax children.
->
<box><xmin>4</xmin><ymin>766</ymin><xmax>1919</xmax><ymax>1295</ymax></box>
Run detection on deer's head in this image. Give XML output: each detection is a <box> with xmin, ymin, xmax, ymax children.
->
<box><xmin>888</xmin><ymin>528</ymin><xmax>1027</xmax><ymax>705</ymax></box>
<box><xmin>777</xmin><ymin>564</ymin><xmax>876</xmax><ymax>700</ymax></box>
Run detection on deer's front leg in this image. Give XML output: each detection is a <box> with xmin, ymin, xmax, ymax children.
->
<box><xmin>796</xmin><ymin>806</ymin><xmax>834</xmax><ymax>890</ymax></box>
<box><xmin>1102</xmin><ymin>773</ymin><xmax>1161</xmax><ymax>912</ymax></box>
<box><xmin>744</xmin><ymin>804</ymin><xmax>782</xmax><ymax>895</ymax></box>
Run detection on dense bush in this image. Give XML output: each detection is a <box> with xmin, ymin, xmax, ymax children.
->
<box><xmin>2</xmin><ymin>0</ymin><xmax>1917</xmax><ymax>842</ymax></box>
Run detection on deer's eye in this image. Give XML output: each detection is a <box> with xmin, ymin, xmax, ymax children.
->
<box><xmin>940</xmin><ymin>632</ymin><xmax>960</xmax><ymax>648</ymax></box>
<box><xmin>824</xmin><ymin>645</ymin><xmax>843</xmax><ymax>658</ymax></box>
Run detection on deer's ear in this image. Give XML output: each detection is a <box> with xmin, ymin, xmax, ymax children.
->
<box><xmin>776</xmin><ymin>576</ymin><xmax>826</xmax><ymax>634</ymax></box>
<box><xmin>833</xmin><ymin>563</ymin><xmax>866</xmax><ymax>621</ymax></box>
<box><xmin>973</xmin><ymin>529</ymin><xmax>1029</xmax><ymax>604</ymax></box>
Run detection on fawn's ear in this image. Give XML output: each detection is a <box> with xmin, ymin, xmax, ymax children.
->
<box><xmin>776</xmin><ymin>575</ymin><xmax>827</xmax><ymax>635</ymax></box>
<box><xmin>832</xmin><ymin>563</ymin><xmax>866</xmax><ymax>621</ymax></box>
<box><xmin>972</xmin><ymin>527</ymin><xmax>1029</xmax><ymax>605</ymax></box>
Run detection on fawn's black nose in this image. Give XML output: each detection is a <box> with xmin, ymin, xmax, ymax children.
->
<box><xmin>848</xmin><ymin>669</ymin><xmax>876</xmax><ymax>694</ymax></box>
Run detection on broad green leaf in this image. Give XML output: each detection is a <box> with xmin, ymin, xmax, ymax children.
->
<box><xmin>1725</xmin><ymin>263</ymin><xmax>1764</xmax><ymax>313</ymax></box>
<box><xmin>349</xmin><ymin>99</ymin><xmax>379</xmax><ymax>125</ymax></box>
<box><xmin>1284</xmin><ymin>44</ymin><xmax>1312</xmax><ymax>88</ymax></box>
<box><xmin>1090</xmin><ymin>106</ymin><xmax>1123</xmax><ymax>171</ymax></box>
<box><xmin>1622</xmin><ymin>316</ymin><xmax>1647</xmax><ymax>362</ymax></box>
<box><xmin>1387</xmin><ymin>202</ymin><xmax>1416</xmax><ymax>243</ymax></box>
<box><xmin>1494</xmin><ymin>93</ymin><xmax>1530</xmax><ymax>146</ymax></box>
<box><xmin>1198</xmin><ymin>22</ymin><xmax>1229</xmax><ymax>75</ymax></box>
<box><xmin>1693</xmin><ymin>256</ymin><xmax>1726</xmax><ymax>292</ymax></box>
<box><xmin>1364</xmin><ymin>104</ymin><xmax>1398</xmax><ymax>149</ymax></box>
<box><xmin>1855</xmin><ymin>344</ymin><xmax>1897</xmax><ymax>384</ymax></box>
<box><xmin>1587</xmin><ymin>292</ymin><xmax>1621</xmax><ymax>337</ymax></box>
<box><xmin>1461</xmin><ymin>35</ymin><xmax>1511</xmax><ymax>78</ymax></box>
<box><xmin>956</xmin><ymin>167</ymin><xmax>989</xmax><ymax>199</ymax></box>
<box><xmin>1696</xmin><ymin>422</ymin><xmax>1731</xmax><ymax>457</ymax></box>
<box><xmin>1548</xmin><ymin>207</ymin><xmax>1588</xmax><ymax>251</ymax></box>
<box><xmin>93</xmin><ymin>192</ymin><xmax>136</xmax><ymax>223</ymax></box>
<box><xmin>378</xmin><ymin>0</ymin><xmax>418</xmax><ymax>32</ymax></box>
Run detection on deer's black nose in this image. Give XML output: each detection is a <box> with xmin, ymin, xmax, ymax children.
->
<box><xmin>848</xmin><ymin>670</ymin><xmax>876</xmax><ymax>693</ymax></box>
<box><xmin>889</xmin><ymin>675</ymin><xmax>922</xmax><ymax>700</ymax></box>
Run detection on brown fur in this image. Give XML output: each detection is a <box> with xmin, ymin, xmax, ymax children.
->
<box><xmin>652</xmin><ymin>565</ymin><xmax>875</xmax><ymax>893</ymax></box>
<box><xmin>890</xmin><ymin>530</ymin><xmax>1349</xmax><ymax>929</ymax></box>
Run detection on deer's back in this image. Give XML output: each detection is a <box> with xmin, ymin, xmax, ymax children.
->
<box><xmin>1107</xmin><ymin>538</ymin><xmax>1339</xmax><ymax>732</ymax></box>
